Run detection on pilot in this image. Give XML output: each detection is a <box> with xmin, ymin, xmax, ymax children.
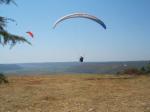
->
<box><xmin>79</xmin><ymin>56</ymin><xmax>84</xmax><ymax>63</ymax></box>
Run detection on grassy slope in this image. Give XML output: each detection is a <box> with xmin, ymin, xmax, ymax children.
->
<box><xmin>0</xmin><ymin>74</ymin><xmax>150</xmax><ymax>112</ymax></box>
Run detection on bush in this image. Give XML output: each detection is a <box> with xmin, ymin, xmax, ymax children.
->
<box><xmin>0</xmin><ymin>73</ymin><xmax>9</xmax><ymax>84</ymax></box>
<box><xmin>140</xmin><ymin>67</ymin><xmax>146</xmax><ymax>73</ymax></box>
<box><xmin>117</xmin><ymin>63</ymin><xmax>150</xmax><ymax>75</ymax></box>
<box><xmin>139</xmin><ymin>63</ymin><xmax>150</xmax><ymax>74</ymax></box>
<box><xmin>146</xmin><ymin>63</ymin><xmax>150</xmax><ymax>73</ymax></box>
<box><xmin>118</xmin><ymin>68</ymin><xmax>141</xmax><ymax>75</ymax></box>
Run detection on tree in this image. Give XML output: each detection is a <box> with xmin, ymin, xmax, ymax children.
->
<box><xmin>0</xmin><ymin>0</ymin><xmax>31</xmax><ymax>47</ymax></box>
<box><xmin>0</xmin><ymin>0</ymin><xmax>16</xmax><ymax>5</ymax></box>
<box><xmin>0</xmin><ymin>0</ymin><xmax>31</xmax><ymax>83</ymax></box>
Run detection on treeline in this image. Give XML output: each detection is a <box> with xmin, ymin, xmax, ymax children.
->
<box><xmin>117</xmin><ymin>63</ymin><xmax>150</xmax><ymax>75</ymax></box>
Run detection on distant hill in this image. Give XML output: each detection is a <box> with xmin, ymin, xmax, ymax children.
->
<box><xmin>0</xmin><ymin>61</ymin><xmax>150</xmax><ymax>75</ymax></box>
<box><xmin>67</xmin><ymin>61</ymin><xmax>150</xmax><ymax>74</ymax></box>
<box><xmin>0</xmin><ymin>64</ymin><xmax>22</xmax><ymax>72</ymax></box>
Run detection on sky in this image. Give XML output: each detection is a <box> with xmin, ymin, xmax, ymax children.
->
<box><xmin>0</xmin><ymin>0</ymin><xmax>150</xmax><ymax>63</ymax></box>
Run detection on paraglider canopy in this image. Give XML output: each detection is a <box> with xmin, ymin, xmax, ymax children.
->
<box><xmin>53</xmin><ymin>12</ymin><xmax>106</xmax><ymax>29</ymax></box>
<box><xmin>26</xmin><ymin>31</ymin><xmax>34</xmax><ymax>38</ymax></box>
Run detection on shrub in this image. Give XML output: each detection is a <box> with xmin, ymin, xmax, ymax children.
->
<box><xmin>0</xmin><ymin>73</ymin><xmax>9</xmax><ymax>84</ymax></box>
<box><xmin>117</xmin><ymin>63</ymin><xmax>150</xmax><ymax>75</ymax></box>
<box><xmin>140</xmin><ymin>67</ymin><xmax>147</xmax><ymax>74</ymax></box>
<box><xmin>146</xmin><ymin>63</ymin><xmax>150</xmax><ymax>73</ymax></box>
<box><xmin>139</xmin><ymin>63</ymin><xmax>150</xmax><ymax>74</ymax></box>
<box><xmin>118</xmin><ymin>68</ymin><xmax>141</xmax><ymax>75</ymax></box>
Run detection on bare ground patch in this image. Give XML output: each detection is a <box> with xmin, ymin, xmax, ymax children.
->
<box><xmin>0</xmin><ymin>75</ymin><xmax>150</xmax><ymax>112</ymax></box>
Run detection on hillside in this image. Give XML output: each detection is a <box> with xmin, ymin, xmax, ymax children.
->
<box><xmin>0</xmin><ymin>61</ymin><xmax>150</xmax><ymax>75</ymax></box>
<box><xmin>0</xmin><ymin>64</ymin><xmax>22</xmax><ymax>72</ymax></box>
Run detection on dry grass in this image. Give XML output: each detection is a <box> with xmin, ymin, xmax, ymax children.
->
<box><xmin>0</xmin><ymin>74</ymin><xmax>150</xmax><ymax>112</ymax></box>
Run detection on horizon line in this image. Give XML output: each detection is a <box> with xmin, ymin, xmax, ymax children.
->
<box><xmin>0</xmin><ymin>60</ymin><xmax>150</xmax><ymax>65</ymax></box>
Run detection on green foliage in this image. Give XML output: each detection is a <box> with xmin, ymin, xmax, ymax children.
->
<box><xmin>142</xmin><ymin>63</ymin><xmax>150</xmax><ymax>74</ymax></box>
<box><xmin>0</xmin><ymin>73</ymin><xmax>9</xmax><ymax>84</ymax></box>
<box><xmin>0</xmin><ymin>0</ymin><xmax>31</xmax><ymax>47</ymax></box>
<box><xmin>146</xmin><ymin>63</ymin><xmax>150</xmax><ymax>73</ymax></box>
<box><xmin>140</xmin><ymin>67</ymin><xmax>146</xmax><ymax>74</ymax></box>
<box><xmin>118</xmin><ymin>63</ymin><xmax>150</xmax><ymax>75</ymax></box>
<box><xmin>119</xmin><ymin>68</ymin><xmax>141</xmax><ymax>75</ymax></box>
<box><xmin>0</xmin><ymin>30</ymin><xmax>31</xmax><ymax>47</ymax></box>
<box><xmin>0</xmin><ymin>0</ymin><xmax>16</xmax><ymax>5</ymax></box>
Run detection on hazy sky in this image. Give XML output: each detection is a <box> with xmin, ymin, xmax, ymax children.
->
<box><xmin>0</xmin><ymin>0</ymin><xmax>150</xmax><ymax>63</ymax></box>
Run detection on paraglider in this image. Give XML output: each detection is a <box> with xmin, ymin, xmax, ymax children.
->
<box><xmin>53</xmin><ymin>12</ymin><xmax>106</xmax><ymax>29</ymax></box>
<box><xmin>53</xmin><ymin>13</ymin><xmax>106</xmax><ymax>62</ymax></box>
<box><xmin>79</xmin><ymin>56</ymin><xmax>84</xmax><ymax>63</ymax></box>
<box><xmin>26</xmin><ymin>31</ymin><xmax>34</xmax><ymax>38</ymax></box>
